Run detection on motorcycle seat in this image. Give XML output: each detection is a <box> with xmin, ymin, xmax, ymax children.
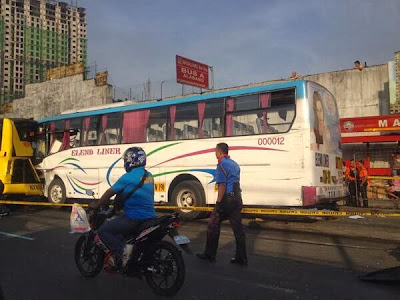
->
<box><xmin>136</xmin><ymin>215</ymin><xmax>170</xmax><ymax>233</ymax></box>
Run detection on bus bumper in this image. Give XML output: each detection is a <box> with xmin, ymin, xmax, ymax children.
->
<box><xmin>2</xmin><ymin>183</ymin><xmax>44</xmax><ymax>196</ymax></box>
<box><xmin>302</xmin><ymin>186</ymin><xmax>347</xmax><ymax>206</ymax></box>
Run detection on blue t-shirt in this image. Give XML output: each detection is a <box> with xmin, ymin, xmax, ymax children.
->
<box><xmin>215</xmin><ymin>157</ymin><xmax>240</xmax><ymax>193</ymax></box>
<box><xmin>112</xmin><ymin>167</ymin><xmax>156</xmax><ymax>220</ymax></box>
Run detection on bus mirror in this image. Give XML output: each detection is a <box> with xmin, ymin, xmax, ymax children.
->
<box><xmin>85</xmin><ymin>190</ymin><xmax>95</xmax><ymax>197</ymax></box>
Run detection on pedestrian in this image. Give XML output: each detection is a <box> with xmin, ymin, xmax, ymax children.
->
<box><xmin>354</xmin><ymin>60</ymin><xmax>364</xmax><ymax>71</ymax></box>
<box><xmin>342</xmin><ymin>161</ymin><xmax>349</xmax><ymax>204</ymax></box>
<box><xmin>345</xmin><ymin>160</ymin><xmax>359</xmax><ymax>206</ymax></box>
<box><xmin>391</xmin><ymin>153</ymin><xmax>400</xmax><ymax>176</ymax></box>
<box><xmin>358</xmin><ymin>160</ymin><xmax>369</xmax><ymax>208</ymax></box>
<box><xmin>196</xmin><ymin>143</ymin><xmax>247</xmax><ymax>266</ymax></box>
<box><xmin>386</xmin><ymin>179</ymin><xmax>400</xmax><ymax>199</ymax></box>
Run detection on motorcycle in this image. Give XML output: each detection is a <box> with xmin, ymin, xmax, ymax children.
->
<box><xmin>74</xmin><ymin>205</ymin><xmax>192</xmax><ymax>296</ymax></box>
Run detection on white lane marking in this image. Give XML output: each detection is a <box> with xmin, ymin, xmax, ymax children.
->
<box><xmin>0</xmin><ymin>231</ymin><xmax>34</xmax><ymax>241</ymax></box>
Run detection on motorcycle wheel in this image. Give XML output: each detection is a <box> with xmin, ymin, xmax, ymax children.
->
<box><xmin>75</xmin><ymin>234</ymin><xmax>104</xmax><ymax>277</ymax></box>
<box><xmin>145</xmin><ymin>241</ymin><xmax>185</xmax><ymax>296</ymax></box>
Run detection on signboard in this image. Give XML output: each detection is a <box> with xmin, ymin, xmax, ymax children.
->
<box><xmin>46</xmin><ymin>63</ymin><xmax>84</xmax><ymax>81</ymax></box>
<box><xmin>340</xmin><ymin>114</ymin><xmax>400</xmax><ymax>133</ymax></box>
<box><xmin>95</xmin><ymin>71</ymin><xmax>108</xmax><ymax>86</ymax></box>
<box><xmin>176</xmin><ymin>55</ymin><xmax>209</xmax><ymax>89</ymax></box>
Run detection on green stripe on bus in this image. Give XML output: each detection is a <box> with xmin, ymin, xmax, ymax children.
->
<box><xmin>59</xmin><ymin>157</ymin><xmax>80</xmax><ymax>164</ymax></box>
<box><xmin>147</xmin><ymin>142</ymin><xmax>182</xmax><ymax>157</ymax></box>
<box><xmin>153</xmin><ymin>169</ymin><xmax>190</xmax><ymax>178</ymax></box>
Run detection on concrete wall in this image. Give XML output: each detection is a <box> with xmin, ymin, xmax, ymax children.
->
<box><xmin>3</xmin><ymin>74</ymin><xmax>113</xmax><ymax>120</ymax></box>
<box><xmin>305</xmin><ymin>64</ymin><xmax>390</xmax><ymax>118</ymax></box>
<box><xmin>0</xmin><ymin>64</ymin><xmax>391</xmax><ymax>121</ymax></box>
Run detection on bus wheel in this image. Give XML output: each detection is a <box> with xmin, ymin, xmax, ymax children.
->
<box><xmin>172</xmin><ymin>180</ymin><xmax>206</xmax><ymax>221</ymax></box>
<box><xmin>48</xmin><ymin>178</ymin><xmax>66</xmax><ymax>205</ymax></box>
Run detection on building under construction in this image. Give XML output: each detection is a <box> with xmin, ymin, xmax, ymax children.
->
<box><xmin>0</xmin><ymin>0</ymin><xmax>87</xmax><ymax>103</ymax></box>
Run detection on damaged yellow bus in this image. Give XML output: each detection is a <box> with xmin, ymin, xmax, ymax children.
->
<box><xmin>0</xmin><ymin>118</ymin><xmax>43</xmax><ymax>197</ymax></box>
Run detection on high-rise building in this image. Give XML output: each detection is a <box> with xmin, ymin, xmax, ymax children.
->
<box><xmin>0</xmin><ymin>0</ymin><xmax>87</xmax><ymax>103</ymax></box>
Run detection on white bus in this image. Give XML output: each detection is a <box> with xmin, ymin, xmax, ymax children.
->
<box><xmin>35</xmin><ymin>80</ymin><xmax>346</xmax><ymax>219</ymax></box>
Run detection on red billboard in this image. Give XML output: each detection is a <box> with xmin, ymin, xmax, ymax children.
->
<box><xmin>341</xmin><ymin>114</ymin><xmax>400</xmax><ymax>133</ymax></box>
<box><xmin>176</xmin><ymin>55</ymin><xmax>209</xmax><ymax>89</ymax></box>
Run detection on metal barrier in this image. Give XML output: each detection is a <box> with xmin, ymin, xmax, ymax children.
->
<box><xmin>1</xmin><ymin>200</ymin><xmax>400</xmax><ymax>217</ymax></box>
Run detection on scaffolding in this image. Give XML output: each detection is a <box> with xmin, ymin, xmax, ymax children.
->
<box><xmin>23</xmin><ymin>25</ymin><xmax>70</xmax><ymax>83</ymax></box>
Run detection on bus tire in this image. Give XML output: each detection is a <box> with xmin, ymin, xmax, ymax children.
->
<box><xmin>171</xmin><ymin>180</ymin><xmax>206</xmax><ymax>221</ymax></box>
<box><xmin>48</xmin><ymin>178</ymin><xmax>67</xmax><ymax>205</ymax></box>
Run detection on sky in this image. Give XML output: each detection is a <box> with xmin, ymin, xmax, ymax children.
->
<box><xmin>79</xmin><ymin>0</ymin><xmax>400</xmax><ymax>100</ymax></box>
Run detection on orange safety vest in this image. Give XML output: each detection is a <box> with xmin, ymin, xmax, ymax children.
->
<box><xmin>345</xmin><ymin>167</ymin><xmax>357</xmax><ymax>181</ymax></box>
<box><xmin>359</xmin><ymin>166</ymin><xmax>370</xmax><ymax>184</ymax></box>
<box><xmin>359</xmin><ymin>166</ymin><xmax>368</xmax><ymax>178</ymax></box>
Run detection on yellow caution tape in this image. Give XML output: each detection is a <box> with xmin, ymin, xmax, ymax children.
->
<box><xmin>369</xmin><ymin>176</ymin><xmax>400</xmax><ymax>180</ymax></box>
<box><xmin>1</xmin><ymin>200</ymin><xmax>400</xmax><ymax>217</ymax></box>
<box><xmin>0</xmin><ymin>200</ymin><xmax>88</xmax><ymax>207</ymax></box>
<box><xmin>154</xmin><ymin>205</ymin><xmax>214</xmax><ymax>212</ymax></box>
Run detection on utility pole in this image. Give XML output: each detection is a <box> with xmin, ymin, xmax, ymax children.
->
<box><xmin>129</xmin><ymin>88</ymin><xmax>132</xmax><ymax>100</ymax></box>
<box><xmin>160</xmin><ymin>80</ymin><xmax>165</xmax><ymax>100</ymax></box>
<box><xmin>209</xmin><ymin>66</ymin><xmax>214</xmax><ymax>90</ymax></box>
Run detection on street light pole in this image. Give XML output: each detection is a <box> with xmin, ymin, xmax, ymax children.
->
<box><xmin>160</xmin><ymin>80</ymin><xmax>165</xmax><ymax>100</ymax></box>
<box><xmin>209</xmin><ymin>66</ymin><xmax>214</xmax><ymax>90</ymax></box>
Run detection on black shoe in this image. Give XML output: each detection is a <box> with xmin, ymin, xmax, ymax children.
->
<box><xmin>230</xmin><ymin>258</ymin><xmax>247</xmax><ymax>266</ymax></box>
<box><xmin>0</xmin><ymin>206</ymin><xmax>10</xmax><ymax>217</ymax></box>
<box><xmin>196</xmin><ymin>253</ymin><xmax>215</xmax><ymax>262</ymax></box>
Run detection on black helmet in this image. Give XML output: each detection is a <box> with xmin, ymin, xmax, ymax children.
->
<box><xmin>123</xmin><ymin>147</ymin><xmax>146</xmax><ymax>172</ymax></box>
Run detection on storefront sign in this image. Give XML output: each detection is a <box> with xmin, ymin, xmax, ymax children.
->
<box><xmin>340</xmin><ymin>115</ymin><xmax>400</xmax><ymax>133</ymax></box>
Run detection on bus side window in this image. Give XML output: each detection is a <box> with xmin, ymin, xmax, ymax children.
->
<box><xmin>265</xmin><ymin>107</ymin><xmax>295</xmax><ymax>133</ymax></box>
<box><xmin>122</xmin><ymin>110</ymin><xmax>150</xmax><ymax>143</ymax></box>
<box><xmin>230</xmin><ymin>114</ymin><xmax>257</xmax><ymax>136</ymax></box>
<box><xmin>69</xmin><ymin>118</ymin><xmax>82</xmax><ymax>148</ymax></box>
<box><xmin>226</xmin><ymin>90</ymin><xmax>296</xmax><ymax>136</ymax></box>
<box><xmin>147</xmin><ymin>108</ymin><xmax>167</xmax><ymax>142</ymax></box>
<box><xmin>82</xmin><ymin>116</ymin><xmax>100</xmax><ymax>146</ymax></box>
<box><xmin>168</xmin><ymin>104</ymin><xmax>198</xmax><ymax>141</ymax></box>
<box><xmin>99</xmin><ymin>113</ymin><xmax>121</xmax><ymax>145</ymax></box>
<box><xmin>201</xmin><ymin>100</ymin><xmax>224</xmax><ymax>138</ymax></box>
<box><xmin>49</xmin><ymin>121</ymin><xmax>64</xmax><ymax>154</ymax></box>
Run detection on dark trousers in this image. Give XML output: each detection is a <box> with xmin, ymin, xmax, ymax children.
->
<box><xmin>360</xmin><ymin>183</ymin><xmax>368</xmax><ymax>208</ymax></box>
<box><xmin>348</xmin><ymin>180</ymin><xmax>358</xmax><ymax>207</ymax></box>
<box><xmin>98</xmin><ymin>214</ymin><xmax>142</xmax><ymax>256</ymax></box>
<box><xmin>205</xmin><ymin>200</ymin><xmax>247</xmax><ymax>261</ymax></box>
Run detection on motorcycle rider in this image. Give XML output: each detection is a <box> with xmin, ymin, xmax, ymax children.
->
<box><xmin>89</xmin><ymin>147</ymin><xmax>156</xmax><ymax>271</ymax></box>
